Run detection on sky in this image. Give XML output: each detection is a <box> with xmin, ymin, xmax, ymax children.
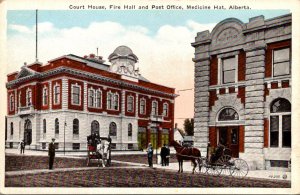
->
<box><xmin>6</xmin><ymin>9</ymin><xmax>290</xmax><ymax>129</ymax></box>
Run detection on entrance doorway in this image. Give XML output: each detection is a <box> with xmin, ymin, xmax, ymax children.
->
<box><xmin>218</xmin><ymin>126</ymin><xmax>239</xmax><ymax>157</ymax></box>
<box><xmin>24</xmin><ymin>119</ymin><xmax>32</xmax><ymax>145</ymax></box>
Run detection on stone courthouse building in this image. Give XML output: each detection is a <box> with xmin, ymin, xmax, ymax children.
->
<box><xmin>192</xmin><ymin>14</ymin><xmax>291</xmax><ymax>170</ymax></box>
<box><xmin>6</xmin><ymin>46</ymin><xmax>176</xmax><ymax>151</ymax></box>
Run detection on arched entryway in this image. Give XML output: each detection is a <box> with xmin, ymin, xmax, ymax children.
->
<box><xmin>24</xmin><ymin>119</ymin><xmax>32</xmax><ymax>145</ymax></box>
<box><xmin>217</xmin><ymin>107</ymin><xmax>240</xmax><ymax>157</ymax></box>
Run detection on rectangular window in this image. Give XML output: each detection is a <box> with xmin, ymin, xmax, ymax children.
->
<box><xmin>95</xmin><ymin>90</ymin><xmax>101</xmax><ymax>108</ymax></box>
<box><xmin>43</xmin><ymin>88</ymin><xmax>48</xmax><ymax>106</ymax></box>
<box><xmin>42</xmin><ymin>143</ymin><xmax>46</xmax><ymax>149</ymax></box>
<box><xmin>128</xmin><ymin>143</ymin><xmax>133</xmax><ymax>150</ymax></box>
<box><xmin>282</xmin><ymin>115</ymin><xmax>291</xmax><ymax>147</ymax></box>
<box><xmin>72</xmin><ymin>143</ymin><xmax>80</xmax><ymax>150</ymax></box>
<box><xmin>10</xmin><ymin>95</ymin><xmax>14</xmax><ymax>111</ymax></box>
<box><xmin>127</xmin><ymin>96</ymin><xmax>134</xmax><ymax>112</ymax></box>
<box><xmin>222</xmin><ymin>57</ymin><xmax>236</xmax><ymax>84</ymax></box>
<box><xmin>54</xmin><ymin>85</ymin><xmax>60</xmax><ymax>105</ymax></box>
<box><xmin>163</xmin><ymin>103</ymin><xmax>168</xmax><ymax>117</ymax></box>
<box><xmin>26</xmin><ymin>90</ymin><xmax>32</xmax><ymax>106</ymax></box>
<box><xmin>54</xmin><ymin>143</ymin><xmax>59</xmax><ymax>149</ymax></box>
<box><xmin>110</xmin><ymin>143</ymin><xmax>116</xmax><ymax>149</ymax></box>
<box><xmin>270</xmin><ymin>116</ymin><xmax>279</xmax><ymax>147</ymax></box>
<box><xmin>151</xmin><ymin>101</ymin><xmax>158</xmax><ymax>115</ymax></box>
<box><xmin>273</xmin><ymin>48</ymin><xmax>290</xmax><ymax>77</ymax></box>
<box><xmin>114</xmin><ymin>94</ymin><xmax>119</xmax><ymax>110</ymax></box>
<box><xmin>88</xmin><ymin>89</ymin><xmax>94</xmax><ymax>107</ymax></box>
<box><xmin>107</xmin><ymin>93</ymin><xmax>112</xmax><ymax>110</ymax></box>
<box><xmin>270</xmin><ymin>160</ymin><xmax>288</xmax><ymax>168</ymax></box>
<box><xmin>72</xmin><ymin>86</ymin><xmax>80</xmax><ymax>105</ymax></box>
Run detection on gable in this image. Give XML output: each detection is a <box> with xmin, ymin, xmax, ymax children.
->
<box><xmin>16</xmin><ymin>67</ymin><xmax>36</xmax><ymax>79</ymax></box>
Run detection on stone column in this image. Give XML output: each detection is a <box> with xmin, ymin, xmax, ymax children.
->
<box><xmin>242</xmin><ymin>43</ymin><xmax>266</xmax><ymax>170</ymax></box>
<box><xmin>192</xmin><ymin>31</ymin><xmax>211</xmax><ymax>156</ymax></box>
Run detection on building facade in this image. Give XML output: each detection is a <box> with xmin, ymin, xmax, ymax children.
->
<box><xmin>6</xmin><ymin>46</ymin><xmax>176</xmax><ymax>151</ymax></box>
<box><xmin>192</xmin><ymin>14</ymin><xmax>291</xmax><ymax>170</ymax></box>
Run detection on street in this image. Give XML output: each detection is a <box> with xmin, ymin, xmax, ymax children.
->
<box><xmin>5</xmin><ymin>154</ymin><xmax>291</xmax><ymax>187</ymax></box>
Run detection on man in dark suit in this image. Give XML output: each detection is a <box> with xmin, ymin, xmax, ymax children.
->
<box><xmin>48</xmin><ymin>138</ymin><xmax>56</xmax><ymax>170</ymax></box>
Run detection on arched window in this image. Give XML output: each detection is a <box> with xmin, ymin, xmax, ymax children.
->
<box><xmin>73</xmin><ymin>119</ymin><xmax>79</xmax><ymax>135</ymax></box>
<box><xmin>91</xmin><ymin>120</ymin><xmax>100</xmax><ymax>135</ymax></box>
<box><xmin>53</xmin><ymin>83</ymin><xmax>60</xmax><ymax>105</ymax></box>
<box><xmin>128</xmin><ymin>123</ymin><xmax>132</xmax><ymax>137</ymax></box>
<box><xmin>127</xmin><ymin>96</ymin><xmax>134</xmax><ymax>112</ymax></box>
<box><xmin>218</xmin><ymin>108</ymin><xmax>239</xmax><ymax>121</ymax></box>
<box><xmin>10</xmin><ymin>122</ymin><xmax>13</xmax><ymax>135</ymax></box>
<box><xmin>109</xmin><ymin>122</ymin><xmax>117</xmax><ymax>136</ymax></box>
<box><xmin>140</xmin><ymin>98</ymin><xmax>146</xmax><ymax>114</ymax></box>
<box><xmin>43</xmin><ymin>119</ymin><xmax>46</xmax><ymax>134</ymax></box>
<box><xmin>270</xmin><ymin>98</ymin><xmax>291</xmax><ymax>148</ymax></box>
<box><xmin>55</xmin><ymin>118</ymin><xmax>59</xmax><ymax>134</ymax></box>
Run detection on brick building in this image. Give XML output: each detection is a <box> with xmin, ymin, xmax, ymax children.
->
<box><xmin>192</xmin><ymin>14</ymin><xmax>291</xmax><ymax>170</ymax></box>
<box><xmin>6</xmin><ymin>45</ymin><xmax>176</xmax><ymax>151</ymax></box>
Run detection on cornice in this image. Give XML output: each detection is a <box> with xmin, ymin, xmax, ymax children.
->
<box><xmin>7</xmin><ymin>67</ymin><xmax>177</xmax><ymax>98</ymax></box>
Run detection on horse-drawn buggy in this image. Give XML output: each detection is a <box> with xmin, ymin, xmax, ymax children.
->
<box><xmin>171</xmin><ymin>140</ymin><xmax>249</xmax><ymax>177</ymax></box>
<box><xmin>86</xmin><ymin>134</ymin><xmax>112</xmax><ymax>167</ymax></box>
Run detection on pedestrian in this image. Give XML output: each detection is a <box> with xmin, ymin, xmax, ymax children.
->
<box><xmin>147</xmin><ymin>143</ymin><xmax>153</xmax><ymax>167</ymax></box>
<box><xmin>160</xmin><ymin>144</ymin><xmax>167</xmax><ymax>166</ymax></box>
<box><xmin>19</xmin><ymin>139</ymin><xmax>25</xmax><ymax>154</ymax></box>
<box><xmin>166</xmin><ymin>144</ymin><xmax>170</xmax><ymax>166</ymax></box>
<box><xmin>107</xmin><ymin>134</ymin><xmax>112</xmax><ymax>166</ymax></box>
<box><xmin>48</xmin><ymin>138</ymin><xmax>56</xmax><ymax>170</ymax></box>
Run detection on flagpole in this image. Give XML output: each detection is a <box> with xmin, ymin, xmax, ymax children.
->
<box><xmin>35</xmin><ymin>9</ymin><xmax>38</xmax><ymax>62</ymax></box>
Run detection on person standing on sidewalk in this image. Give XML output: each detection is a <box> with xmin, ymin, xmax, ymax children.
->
<box><xmin>147</xmin><ymin>143</ymin><xmax>153</xmax><ymax>167</ymax></box>
<box><xmin>19</xmin><ymin>140</ymin><xmax>25</xmax><ymax>154</ymax></box>
<box><xmin>48</xmin><ymin>138</ymin><xmax>56</xmax><ymax>170</ymax></box>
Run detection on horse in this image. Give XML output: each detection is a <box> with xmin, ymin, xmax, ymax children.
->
<box><xmin>96</xmin><ymin>139</ymin><xmax>110</xmax><ymax>167</ymax></box>
<box><xmin>170</xmin><ymin>140</ymin><xmax>201</xmax><ymax>174</ymax></box>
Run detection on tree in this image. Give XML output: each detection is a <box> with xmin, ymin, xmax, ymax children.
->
<box><xmin>183</xmin><ymin>118</ymin><xmax>194</xmax><ymax>136</ymax></box>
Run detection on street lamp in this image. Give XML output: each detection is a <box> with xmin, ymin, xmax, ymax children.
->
<box><xmin>63</xmin><ymin>119</ymin><xmax>67</xmax><ymax>155</ymax></box>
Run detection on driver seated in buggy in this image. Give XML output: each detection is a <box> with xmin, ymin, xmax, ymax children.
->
<box><xmin>87</xmin><ymin>132</ymin><xmax>101</xmax><ymax>150</ymax></box>
<box><xmin>208</xmin><ymin>142</ymin><xmax>232</xmax><ymax>164</ymax></box>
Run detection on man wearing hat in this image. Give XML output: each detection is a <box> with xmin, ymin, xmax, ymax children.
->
<box><xmin>48</xmin><ymin>138</ymin><xmax>56</xmax><ymax>170</ymax></box>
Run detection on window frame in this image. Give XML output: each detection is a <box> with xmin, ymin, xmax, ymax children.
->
<box><xmin>95</xmin><ymin>89</ymin><xmax>102</xmax><ymax>108</ymax></box>
<box><xmin>42</xmin><ymin>86</ymin><xmax>48</xmax><ymax>106</ymax></box>
<box><xmin>140</xmin><ymin>98</ymin><xmax>146</xmax><ymax>115</ymax></box>
<box><xmin>162</xmin><ymin>102</ymin><xmax>169</xmax><ymax>117</ymax></box>
<box><xmin>107</xmin><ymin>91</ymin><xmax>119</xmax><ymax>111</ymax></box>
<box><xmin>73</xmin><ymin>118</ymin><xmax>79</xmax><ymax>135</ymax></box>
<box><xmin>88</xmin><ymin>88</ymin><xmax>95</xmax><ymax>107</ymax></box>
<box><xmin>53</xmin><ymin>83</ymin><xmax>60</xmax><ymax>105</ymax></box>
<box><xmin>151</xmin><ymin>100</ymin><xmax>158</xmax><ymax>116</ymax></box>
<box><xmin>9</xmin><ymin>94</ymin><xmax>14</xmax><ymax>111</ymax></box>
<box><xmin>55</xmin><ymin>118</ymin><xmax>59</xmax><ymax>134</ymax></box>
<box><xmin>71</xmin><ymin>84</ymin><xmax>81</xmax><ymax>106</ymax></box>
<box><xmin>109</xmin><ymin>122</ymin><xmax>117</xmax><ymax>137</ymax></box>
<box><xmin>272</xmin><ymin>47</ymin><xmax>291</xmax><ymax>77</ymax></box>
<box><xmin>128</xmin><ymin>123</ymin><xmax>133</xmax><ymax>137</ymax></box>
<box><xmin>10</xmin><ymin>122</ymin><xmax>13</xmax><ymax>135</ymax></box>
<box><xmin>127</xmin><ymin>95</ymin><xmax>134</xmax><ymax>113</ymax></box>
<box><xmin>269</xmin><ymin>98</ymin><xmax>291</xmax><ymax>148</ymax></box>
<box><xmin>221</xmin><ymin>56</ymin><xmax>237</xmax><ymax>84</ymax></box>
<box><xmin>43</xmin><ymin>119</ymin><xmax>46</xmax><ymax>134</ymax></box>
<box><xmin>26</xmin><ymin>88</ymin><xmax>32</xmax><ymax>106</ymax></box>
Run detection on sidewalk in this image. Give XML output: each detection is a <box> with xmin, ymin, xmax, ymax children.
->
<box><xmin>5</xmin><ymin>148</ymin><xmax>291</xmax><ymax>181</ymax></box>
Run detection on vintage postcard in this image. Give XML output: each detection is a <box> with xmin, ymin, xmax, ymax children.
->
<box><xmin>0</xmin><ymin>0</ymin><xmax>299</xmax><ymax>194</ymax></box>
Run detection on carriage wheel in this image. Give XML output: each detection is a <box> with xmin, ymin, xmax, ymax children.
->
<box><xmin>196</xmin><ymin>158</ymin><xmax>208</xmax><ymax>174</ymax></box>
<box><xmin>230</xmin><ymin>159</ymin><xmax>249</xmax><ymax>177</ymax></box>
<box><xmin>216</xmin><ymin>155</ymin><xmax>232</xmax><ymax>176</ymax></box>
<box><xmin>206</xmin><ymin>164</ymin><xmax>222</xmax><ymax>176</ymax></box>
